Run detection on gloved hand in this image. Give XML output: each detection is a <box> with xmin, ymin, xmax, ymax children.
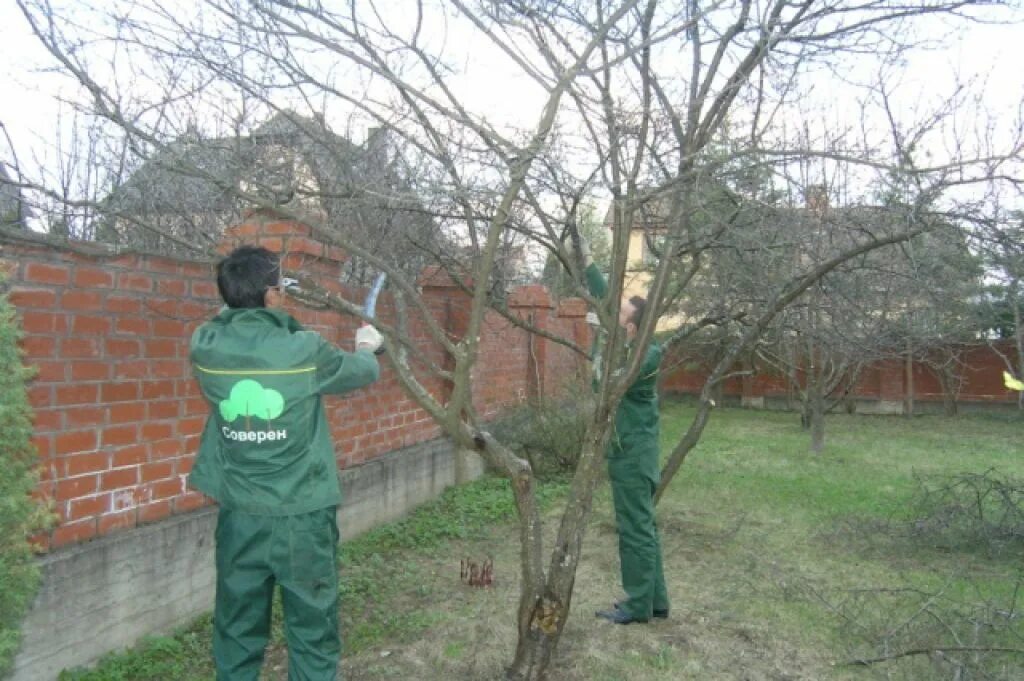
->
<box><xmin>564</xmin><ymin>233</ymin><xmax>593</xmax><ymax>268</ymax></box>
<box><xmin>585</xmin><ymin>311</ymin><xmax>600</xmax><ymax>327</ymax></box>
<box><xmin>355</xmin><ymin>325</ymin><xmax>383</xmax><ymax>353</ymax></box>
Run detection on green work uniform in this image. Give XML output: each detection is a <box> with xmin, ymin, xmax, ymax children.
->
<box><xmin>586</xmin><ymin>265</ymin><xmax>670</xmax><ymax>621</ymax></box>
<box><xmin>189</xmin><ymin>307</ymin><xmax>380</xmax><ymax>680</ymax></box>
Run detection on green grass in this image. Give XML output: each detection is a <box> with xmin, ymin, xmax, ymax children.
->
<box><xmin>61</xmin><ymin>405</ymin><xmax>1024</xmax><ymax>680</ymax></box>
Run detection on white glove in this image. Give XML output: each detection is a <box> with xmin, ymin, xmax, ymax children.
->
<box><xmin>585</xmin><ymin>311</ymin><xmax>600</xmax><ymax>327</ymax></box>
<box><xmin>355</xmin><ymin>325</ymin><xmax>383</xmax><ymax>353</ymax></box>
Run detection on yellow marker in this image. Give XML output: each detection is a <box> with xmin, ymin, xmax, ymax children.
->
<box><xmin>1004</xmin><ymin>371</ymin><xmax>1024</xmax><ymax>392</ymax></box>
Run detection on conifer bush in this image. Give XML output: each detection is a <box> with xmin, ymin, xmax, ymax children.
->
<box><xmin>0</xmin><ymin>280</ymin><xmax>51</xmax><ymax>677</ymax></box>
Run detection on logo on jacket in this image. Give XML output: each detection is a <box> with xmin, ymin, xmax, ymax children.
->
<box><xmin>220</xmin><ymin>379</ymin><xmax>287</xmax><ymax>443</ymax></box>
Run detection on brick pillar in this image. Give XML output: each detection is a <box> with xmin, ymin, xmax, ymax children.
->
<box><xmin>556</xmin><ymin>296</ymin><xmax>590</xmax><ymax>392</ymax></box>
<box><xmin>509</xmin><ymin>285</ymin><xmax>554</xmax><ymax>403</ymax></box>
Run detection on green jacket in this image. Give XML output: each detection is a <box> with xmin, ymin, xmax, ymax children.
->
<box><xmin>188</xmin><ymin>307</ymin><xmax>380</xmax><ymax>515</ymax></box>
<box><xmin>585</xmin><ymin>264</ymin><xmax>662</xmax><ymax>459</ymax></box>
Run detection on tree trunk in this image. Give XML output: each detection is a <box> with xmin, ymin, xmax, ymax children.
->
<box><xmin>505</xmin><ymin>433</ymin><xmax>607</xmax><ymax>680</ymax></box>
<box><xmin>506</xmin><ymin>599</ymin><xmax>569</xmax><ymax>680</ymax></box>
<box><xmin>808</xmin><ymin>379</ymin><xmax>825</xmax><ymax>454</ymax></box>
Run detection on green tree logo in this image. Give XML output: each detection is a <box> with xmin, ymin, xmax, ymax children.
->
<box><xmin>219</xmin><ymin>380</ymin><xmax>285</xmax><ymax>427</ymax></box>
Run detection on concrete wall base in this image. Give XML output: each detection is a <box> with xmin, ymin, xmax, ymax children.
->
<box><xmin>11</xmin><ymin>437</ymin><xmax>465</xmax><ymax>681</ymax></box>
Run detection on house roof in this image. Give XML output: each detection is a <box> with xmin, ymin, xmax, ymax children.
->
<box><xmin>106</xmin><ymin>112</ymin><xmax>367</xmax><ymax>215</ymax></box>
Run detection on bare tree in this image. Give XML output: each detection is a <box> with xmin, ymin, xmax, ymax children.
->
<box><xmin>12</xmin><ymin>0</ymin><xmax>1023</xmax><ymax>678</ymax></box>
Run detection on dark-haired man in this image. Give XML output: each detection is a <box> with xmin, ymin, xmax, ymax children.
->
<box><xmin>569</xmin><ymin>238</ymin><xmax>669</xmax><ymax>626</ymax></box>
<box><xmin>189</xmin><ymin>245</ymin><xmax>382</xmax><ymax>679</ymax></box>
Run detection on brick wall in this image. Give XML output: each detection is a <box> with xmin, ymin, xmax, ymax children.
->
<box><xmin>661</xmin><ymin>341</ymin><xmax>1021</xmax><ymax>407</ymax></box>
<box><xmin>2</xmin><ymin>217</ymin><xmax>587</xmax><ymax>552</ymax></box>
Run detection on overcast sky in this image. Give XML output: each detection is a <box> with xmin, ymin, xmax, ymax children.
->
<box><xmin>0</xmin><ymin>2</ymin><xmax>1020</xmax><ymax>208</ymax></box>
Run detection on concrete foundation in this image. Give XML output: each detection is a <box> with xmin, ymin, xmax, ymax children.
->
<box><xmin>11</xmin><ymin>437</ymin><xmax>468</xmax><ymax>681</ymax></box>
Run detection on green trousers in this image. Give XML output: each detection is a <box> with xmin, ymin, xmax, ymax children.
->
<box><xmin>213</xmin><ymin>506</ymin><xmax>340</xmax><ymax>681</ymax></box>
<box><xmin>608</xmin><ymin>452</ymin><xmax>669</xmax><ymax>620</ymax></box>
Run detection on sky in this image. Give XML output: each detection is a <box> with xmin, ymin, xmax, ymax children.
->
<box><xmin>0</xmin><ymin>1</ymin><xmax>1021</xmax><ymax>213</ymax></box>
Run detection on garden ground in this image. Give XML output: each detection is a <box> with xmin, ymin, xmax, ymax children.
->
<box><xmin>62</xmin><ymin>401</ymin><xmax>1024</xmax><ymax>680</ymax></box>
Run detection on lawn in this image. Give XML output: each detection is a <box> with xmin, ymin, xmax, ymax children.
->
<box><xmin>61</xmin><ymin>403</ymin><xmax>1024</xmax><ymax>680</ymax></box>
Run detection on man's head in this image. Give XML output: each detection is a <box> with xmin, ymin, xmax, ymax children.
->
<box><xmin>216</xmin><ymin>245</ymin><xmax>284</xmax><ymax>309</ymax></box>
<box><xmin>619</xmin><ymin>294</ymin><xmax>647</xmax><ymax>339</ymax></box>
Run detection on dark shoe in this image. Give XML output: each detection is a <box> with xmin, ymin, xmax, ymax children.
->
<box><xmin>595</xmin><ymin>606</ymin><xmax>648</xmax><ymax>625</ymax></box>
<box><xmin>614</xmin><ymin>601</ymin><xmax>669</xmax><ymax>619</ymax></box>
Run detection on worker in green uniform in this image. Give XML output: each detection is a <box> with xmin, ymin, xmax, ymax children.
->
<box><xmin>568</xmin><ymin>236</ymin><xmax>669</xmax><ymax>625</ymax></box>
<box><xmin>188</xmin><ymin>245</ymin><xmax>383</xmax><ymax>680</ymax></box>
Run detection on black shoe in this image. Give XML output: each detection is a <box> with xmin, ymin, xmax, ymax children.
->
<box><xmin>595</xmin><ymin>606</ymin><xmax>648</xmax><ymax>625</ymax></box>
<box><xmin>614</xmin><ymin>601</ymin><xmax>669</xmax><ymax>619</ymax></box>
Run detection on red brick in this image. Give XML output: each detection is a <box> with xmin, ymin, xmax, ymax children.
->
<box><xmin>73</xmin><ymin>267</ymin><xmax>114</xmax><ymax>288</ymax></box>
<box><xmin>178</xmin><ymin>456</ymin><xmax>195</xmax><ymax>474</ymax></box>
<box><xmin>70</xmin><ymin>361</ymin><xmax>110</xmax><ymax>381</ymax></box>
<box><xmin>150</xmin><ymin>477</ymin><xmax>183</xmax><ymax>500</ymax></box>
<box><xmin>138</xmin><ymin>500</ymin><xmax>173</xmax><ymax>524</ymax></box>
<box><xmin>101</xmin><ymin>382</ymin><xmax>140</xmax><ymax>402</ymax></box>
<box><xmin>175</xmin><ymin>492</ymin><xmax>209</xmax><ymax>513</ymax></box>
<box><xmin>55</xmin><ymin>430</ymin><xmax>98</xmax><ymax>455</ymax></box>
<box><xmin>258</xmin><ymin>237</ymin><xmax>284</xmax><ymax>251</ymax></box>
<box><xmin>144</xmin><ymin>339</ymin><xmax>178</xmax><ymax>358</ymax></box>
<box><xmin>156</xmin><ymin>279</ymin><xmax>187</xmax><ymax>296</ymax></box>
<box><xmin>32</xmin><ymin>409</ymin><xmax>60</xmax><ymax>432</ymax></box>
<box><xmin>148</xmin><ymin>400</ymin><xmax>179</xmax><ymax>419</ymax></box>
<box><xmin>117</xmin><ymin>273</ymin><xmax>153</xmax><ymax>292</ymax></box>
<box><xmin>62</xmin><ymin>451</ymin><xmax>108</xmax><ymax>476</ymax></box>
<box><xmin>102</xmin><ymin>467</ymin><xmax>139</xmax><ymax>490</ymax></box>
<box><xmin>30</xmin><ymin>360</ymin><xmax>66</xmax><ymax>382</ymax></box>
<box><xmin>146</xmin><ymin>299</ymin><xmax>177</xmax><ymax>317</ymax></box>
<box><xmin>111</xmin><ymin>444</ymin><xmax>147</xmax><ymax>467</ymax></box>
<box><xmin>55</xmin><ymin>474</ymin><xmax>99</xmax><ymax>500</ymax></box>
<box><xmin>152</xmin><ymin>319</ymin><xmax>186</xmax><ymax>337</ymax></box>
<box><xmin>62</xmin><ymin>337</ymin><xmax>100</xmax><ymax>358</ymax></box>
<box><xmin>21</xmin><ymin>335</ymin><xmax>56</xmax><ymax>359</ymax></box>
<box><xmin>152</xmin><ymin>360</ymin><xmax>185</xmax><ymax>379</ymax></box>
<box><xmin>141</xmin><ymin>461</ymin><xmax>174</xmax><ymax>483</ymax></box>
<box><xmin>146</xmin><ymin>258</ymin><xmax>181</xmax><ymax>275</ymax></box>
<box><xmin>150</xmin><ymin>439</ymin><xmax>181</xmax><ymax>460</ymax></box>
<box><xmin>141</xmin><ymin>380</ymin><xmax>176</xmax><ymax>400</ymax></box>
<box><xmin>50</xmin><ymin>519</ymin><xmax>98</xmax><ymax>548</ymax></box>
<box><xmin>25</xmin><ymin>262</ymin><xmax>70</xmax><ymax>286</ymax></box>
<box><xmin>105</xmin><ymin>338</ymin><xmax>141</xmax><ymax>357</ymax></box>
<box><xmin>9</xmin><ymin>287</ymin><xmax>57</xmax><ymax>308</ymax></box>
<box><xmin>180</xmin><ymin>301</ymin><xmax>215</xmax><ymax>320</ymax></box>
<box><xmin>68</xmin><ymin>494</ymin><xmax>109</xmax><ymax>520</ymax></box>
<box><xmin>113</xmin><ymin>360</ymin><xmax>148</xmax><ymax>379</ymax></box>
<box><xmin>54</xmin><ymin>384</ymin><xmax>100</xmax><ymax>406</ymax></box>
<box><xmin>64</xmin><ymin>406</ymin><xmax>106</xmax><ymax>428</ymax></box>
<box><xmin>73</xmin><ymin>315</ymin><xmax>113</xmax><ymax>335</ymax></box>
<box><xmin>62</xmin><ymin>290</ymin><xmax>104</xmax><ymax>311</ymax></box>
<box><xmin>102</xmin><ymin>424</ymin><xmax>137</xmax><ymax>447</ymax></box>
<box><xmin>105</xmin><ymin>295</ymin><xmax>142</xmax><ymax>314</ymax></box>
<box><xmin>109</xmin><ymin>402</ymin><xmax>146</xmax><ymax>423</ymax></box>
<box><xmin>141</xmin><ymin>422</ymin><xmax>174</xmax><ymax>441</ymax></box>
<box><xmin>178</xmin><ymin>416</ymin><xmax>206</xmax><ymax>437</ymax></box>
<box><xmin>20</xmin><ymin>311</ymin><xmax>69</xmax><ymax>334</ymax></box>
<box><xmin>191</xmin><ymin>281</ymin><xmax>219</xmax><ymax>299</ymax></box>
<box><xmin>115</xmin><ymin>318</ymin><xmax>150</xmax><ymax>335</ymax></box>
<box><xmin>31</xmin><ymin>433</ymin><xmax>52</xmax><ymax>458</ymax></box>
<box><xmin>98</xmin><ymin>509</ymin><xmax>137</xmax><ymax>535</ymax></box>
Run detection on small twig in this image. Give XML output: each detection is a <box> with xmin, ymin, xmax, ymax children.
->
<box><xmin>840</xmin><ymin>646</ymin><xmax>1024</xmax><ymax>667</ymax></box>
